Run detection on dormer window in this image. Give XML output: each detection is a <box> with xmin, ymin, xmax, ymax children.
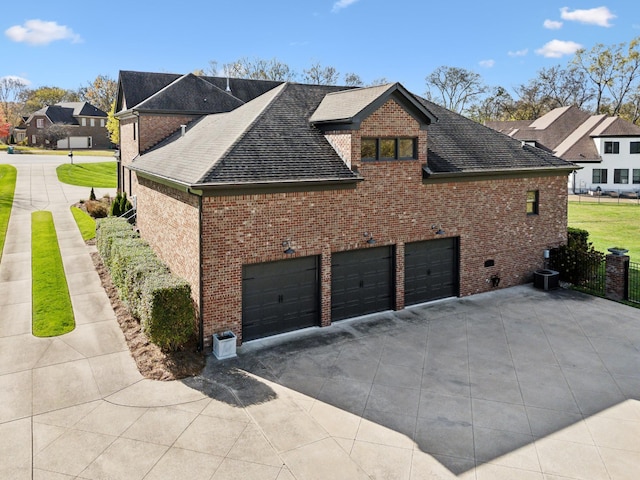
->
<box><xmin>362</xmin><ymin>137</ymin><xmax>417</xmax><ymax>161</ymax></box>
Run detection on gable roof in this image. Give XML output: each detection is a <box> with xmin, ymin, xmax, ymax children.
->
<box><xmin>27</xmin><ymin>101</ymin><xmax>107</xmax><ymax>126</ymax></box>
<box><xmin>310</xmin><ymin>82</ymin><xmax>436</xmax><ymax>129</ymax></box>
<box><xmin>485</xmin><ymin>106</ymin><xmax>640</xmax><ymax>162</ymax></box>
<box><xmin>421</xmin><ymin>99</ymin><xmax>576</xmax><ymax>177</ymax></box>
<box><xmin>131</xmin><ymin>83</ymin><xmax>360</xmax><ymax>187</ymax></box>
<box><xmin>134</xmin><ymin>73</ymin><xmax>244</xmax><ymax>114</ymax></box>
<box><xmin>116</xmin><ymin>70</ymin><xmax>283</xmax><ymax>115</ymax></box>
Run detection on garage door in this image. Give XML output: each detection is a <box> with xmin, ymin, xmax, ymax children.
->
<box><xmin>404</xmin><ymin>238</ymin><xmax>459</xmax><ymax>305</ymax></box>
<box><xmin>57</xmin><ymin>136</ymin><xmax>92</xmax><ymax>149</ymax></box>
<box><xmin>242</xmin><ymin>256</ymin><xmax>320</xmax><ymax>342</ymax></box>
<box><xmin>331</xmin><ymin>246</ymin><xmax>394</xmax><ymax>321</ymax></box>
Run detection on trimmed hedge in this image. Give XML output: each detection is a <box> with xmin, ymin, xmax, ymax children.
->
<box><xmin>96</xmin><ymin>217</ymin><xmax>195</xmax><ymax>351</ymax></box>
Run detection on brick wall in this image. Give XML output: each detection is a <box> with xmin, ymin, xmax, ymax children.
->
<box><xmin>137</xmin><ymin>99</ymin><xmax>568</xmax><ymax>346</ymax></box>
<box><xmin>136</xmin><ymin>177</ymin><xmax>201</xmax><ymax>311</ymax></box>
<box><xmin>138</xmin><ymin>115</ymin><xmax>198</xmax><ymax>153</ymax></box>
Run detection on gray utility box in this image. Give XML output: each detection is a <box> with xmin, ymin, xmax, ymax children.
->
<box><xmin>533</xmin><ymin>269</ymin><xmax>560</xmax><ymax>291</ymax></box>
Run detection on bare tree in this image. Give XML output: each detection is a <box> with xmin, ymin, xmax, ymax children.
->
<box><xmin>369</xmin><ymin>77</ymin><xmax>390</xmax><ymax>86</ymax></box>
<box><xmin>344</xmin><ymin>73</ymin><xmax>363</xmax><ymax>87</ymax></box>
<box><xmin>467</xmin><ymin>86</ymin><xmax>515</xmax><ymax>123</ymax></box>
<box><xmin>78</xmin><ymin>74</ymin><xmax>117</xmax><ymax>113</ymax></box>
<box><xmin>223</xmin><ymin>57</ymin><xmax>296</xmax><ymax>81</ymax></box>
<box><xmin>425</xmin><ymin>66</ymin><xmax>487</xmax><ymax>114</ymax></box>
<box><xmin>43</xmin><ymin>124</ymin><xmax>71</xmax><ymax>148</ymax></box>
<box><xmin>573</xmin><ymin>42</ymin><xmax>619</xmax><ymax>114</ymax></box>
<box><xmin>0</xmin><ymin>76</ymin><xmax>28</xmax><ymax>127</ymax></box>
<box><xmin>303</xmin><ymin>62</ymin><xmax>340</xmax><ymax>85</ymax></box>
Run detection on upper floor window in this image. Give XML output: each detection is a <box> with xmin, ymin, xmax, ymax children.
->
<box><xmin>592</xmin><ymin>169</ymin><xmax>608</xmax><ymax>184</ymax></box>
<box><xmin>604</xmin><ymin>141</ymin><xmax>619</xmax><ymax>154</ymax></box>
<box><xmin>90</xmin><ymin>118</ymin><xmax>95</xmax><ymax>127</ymax></box>
<box><xmin>526</xmin><ymin>190</ymin><xmax>539</xmax><ymax>215</ymax></box>
<box><xmin>631</xmin><ymin>142</ymin><xmax>640</xmax><ymax>154</ymax></box>
<box><xmin>614</xmin><ymin>169</ymin><xmax>629</xmax><ymax>184</ymax></box>
<box><xmin>81</xmin><ymin>118</ymin><xmax>87</xmax><ymax>126</ymax></box>
<box><xmin>100</xmin><ymin>119</ymin><xmax>105</xmax><ymax>127</ymax></box>
<box><xmin>361</xmin><ymin>137</ymin><xmax>417</xmax><ymax>161</ymax></box>
<box><xmin>36</xmin><ymin>118</ymin><xmax>44</xmax><ymax>128</ymax></box>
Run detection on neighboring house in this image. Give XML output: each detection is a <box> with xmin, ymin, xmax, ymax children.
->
<box><xmin>116</xmin><ymin>70</ymin><xmax>575</xmax><ymax>350</ymax></box>
<box><xmin>25</xmin><ymin>102</ymin><xmax>110</xmax><ymax>149</ymax></box>
<box><xmin>486</xmin><ymin>106</ymin><xmax>640</xmax><ymax>194</ymax></box>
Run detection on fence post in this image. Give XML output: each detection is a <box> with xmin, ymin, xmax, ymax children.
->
<box><xmin>605</xmin><ymin>253</ymin><xmax>630</xmax><ymax>301</ymax></box>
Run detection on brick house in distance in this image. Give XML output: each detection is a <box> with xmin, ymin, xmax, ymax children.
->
<box><xmin>115</xmin><ymin>71</ymin><xmax>575</xmax><ymax>350</ymax></box>
<box><xmin>25</xmin><ymin>102</ymin><xmax>110</xmax><ymax>149</ymax></box>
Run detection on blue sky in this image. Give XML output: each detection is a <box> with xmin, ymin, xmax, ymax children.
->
<box><xmin>2</xmin><ymin>1</ymin><xmax>639</xmax><ymax>98</ymax></box>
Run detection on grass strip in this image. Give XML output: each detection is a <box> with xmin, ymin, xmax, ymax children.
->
<box><xmin>71</xmin><ymin>206</ymin><xmax>96</xmax><ymax>241</ymax></box>
<box><xmin>568</xmin><ymin>202</ymin><xmax>640</xmax><ymax>261</ymax></box>
<box><xmin>32</xmin><ymin>211</ymin><xmax>75</xmax><ymax>337</ymax></box>
<box><xmin>56</xmin><ymin>161</ymin><xmax>117</xmax><ymax>188</ymax></box>
<box><xmin>0</xmin><ymin>164</ymin><xmax>17</xmax><ymax>262</ymax></box>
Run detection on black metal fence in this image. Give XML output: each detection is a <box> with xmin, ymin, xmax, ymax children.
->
<box><xmin>629</xmin><ymin>261</ymin><xmax>640</xmax><ymax>304</ymax></box>
<box><xmin>549</xmin><ymin>248</ymin><xmax>606</xmax><ymax>297</ymax></box>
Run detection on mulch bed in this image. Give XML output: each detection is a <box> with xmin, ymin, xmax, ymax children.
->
<box><xmin>90</xmin><ymin>246</ymin><xmax>205</xmax><ymax>381</ymax></box>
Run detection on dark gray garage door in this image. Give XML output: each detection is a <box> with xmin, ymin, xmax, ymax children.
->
<box><xmin>404</xmin><ymin>238</ymin><xmax>459</xmax><ymax>306</ymax></box>
<box><xmin>242</xmin><ymin>256</ymin><xmax>320</xmax><ymax>341</ymax></box>
<box><xmin>331</xmin><ymin>246</ymin><xmax>394</xmax><ymax>321</ymax></box>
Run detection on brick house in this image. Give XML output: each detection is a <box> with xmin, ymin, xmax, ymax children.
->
<box><xmin>115</xmin><ymin>71</ymin><xmax>575</xmax><ymax>350</ymax></box>
<box><xmin>487</xmin><ymin>106</ymin><xmax>640</xmax><ymax>194</ymax></box>
<box><xmin>25</xmin><ymin>102</ymin><xmax>110</xmax><ymax>149</ymax></box>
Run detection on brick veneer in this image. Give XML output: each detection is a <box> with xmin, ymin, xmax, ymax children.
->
<box><xmin>605</xmin><ymin>254</ymin><xmax>630</xmax><ymax>301</ymax></box>
<box><xmin>134</xmin><ymin>98</ymin><xmax>569</xmax><ymax>347</ymax></box>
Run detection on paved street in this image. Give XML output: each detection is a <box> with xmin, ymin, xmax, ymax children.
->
<box><xmin>1</xmin><ymin>153</ymin><xmax>640</xmax><ymax>479</ymax></box>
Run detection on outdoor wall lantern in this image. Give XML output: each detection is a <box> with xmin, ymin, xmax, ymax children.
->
<box><xmin>282</xmin><ymin>240</ymin><xmax>296</xmax><ymax>255</ymax></box>
<box><xmin>363</xmin><ymin>232</ymin><xmax>376</xmax><ymax>244</ymax></box>
<box><xmin>431</xmin><ymin>224</ymin><xmax>445</xmax><ymax>235</ymax></box>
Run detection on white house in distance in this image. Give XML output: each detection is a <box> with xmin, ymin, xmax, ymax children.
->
<box><xmin>486</xmin><ymin>106</ymin><xmax>640</xmax><ymax>195</ymax></box>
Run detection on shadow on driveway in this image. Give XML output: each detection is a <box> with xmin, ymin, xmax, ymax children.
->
<box><xmin>192</xmin><ymin>285</ymin><xmax>640</xmax><ymax>475</ymax></box>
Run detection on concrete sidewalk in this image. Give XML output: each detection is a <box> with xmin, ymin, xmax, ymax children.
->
<box><xmin>2</xmin><ymin>154</ymin><xmax>640</xmax><ymax>479</ymax></box>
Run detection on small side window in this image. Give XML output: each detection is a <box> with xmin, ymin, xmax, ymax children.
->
<box><xmin>526</xmin><ymin>190</ymin><xmax>539</xmax><ymax>215</ymax></box>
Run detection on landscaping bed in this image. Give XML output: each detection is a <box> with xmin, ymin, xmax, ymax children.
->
<box><xmin>91</xmin><ymin>248</ymin><xmax>205</xmax><ymax>380</ymax></box>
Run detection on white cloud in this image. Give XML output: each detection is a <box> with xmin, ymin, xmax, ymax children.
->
<box><xmin>5</xmin><ymin>19</ymin><xmax>82</xmax><ymax>46</ymax></box>
<box><xmin>479</xmin><ymin>59</ymin><xmax>495</xmax><ymax>68</ymax></box>
<box><xmin>560</xmin><ymin>6</ymin><xmax>616</xmax><ymax>27</ymax></box>
<box><xmin>508</xmin><ymin>48</ymin><xmax>529</xmax><ymax>57</ymax></box>
<box><xmin>332</xmin><ymin>0</ymin><xmax>359</xmax><ymax>13</ymax></box>
<box><xmin>544</xmin><ymin>19</ymin><xmax>563</xmax><ymax>30</ymax></box>
<box><xmin>535</xmin><ymin>39</ymin><xmax>583</xmax><ymax>58</ymax></box>
<box><xmin>0</xmin><ymin>75</ymin><xmax>31</xmax><ymax>86</ymax></box>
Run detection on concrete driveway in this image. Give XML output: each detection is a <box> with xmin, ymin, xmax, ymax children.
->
<box><xmin>2</xmin><ymin>152</ymin><xmax>640</xmax><ymax>479</ymax></box>
<box><xmin>199</xmin><ymin>286</ymin><xmax>640</xmax><ymax>479</ymax></box>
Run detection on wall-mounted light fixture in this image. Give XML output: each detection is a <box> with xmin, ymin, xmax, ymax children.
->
<box><xmin>431</xmin><ymin>224</ymin><xmax>445</xmax><ymax>235</ymax></box>
<box><xmin>282</xmin><ymin>240</ymin><xmax>295</xmax><ymax>255</ymax></box>
<box><xmin>363</xmin><ymin>232</ymin><xmax>376</xmax><ymax>245</ymax></box>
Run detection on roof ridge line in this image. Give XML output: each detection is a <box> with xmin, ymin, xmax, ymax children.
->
<box><xmin>197</xmin><ymin>82</ymin><xmax>288</xmax><ymax>182</ymax></box>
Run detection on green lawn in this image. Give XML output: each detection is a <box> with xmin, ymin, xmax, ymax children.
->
<box><xmin>71</xmin><ymin>206</ymin><xmax>96</xmax><ymax>241</ymax></box>
<box><xmin>32</xmin><ymin>211</ymin><xmax>75</xmax><ymax>337</ymax></box>
<box><xmin>0</xmin><ymin>164</ymin><xmax>17</xmax><ymax>262</ymax></box>
<box><xmin>568</xmin><ymin>202</ymin><xmax>640</xmax><ymax>261</ymax></box>
<box><xmin>56</xmin><ymin>161</ymin><xmax>117</xmax><ymax>188</ymax></box>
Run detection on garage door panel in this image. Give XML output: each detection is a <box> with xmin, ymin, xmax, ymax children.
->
<box><xmin>405</xmin><ymin>238</ymin><xmax>458</xmax><ymax>306</ymax></box>
<box><xmin>331</xmin><ymin>246</ymin><xmax>394</xmax><ymax>322</ymax></box>
<box><xmin>242</xmin><ymin>256</ymin><xmax>319</xmax><ymax>341</ymax></box>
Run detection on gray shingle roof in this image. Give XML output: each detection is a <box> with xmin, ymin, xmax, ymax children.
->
<box><xmin>135</xmin><ymin>73</ymin><xmax>244</xmax><ymax>114</ymax></box>
<box><xmin>131</xmin><ymin>83</ymin><xmax>359</xmax><ymax>186</ymax></box>
<box><xmin>116</xmin><ymin>70</ymin><xmax>284</xmax><ymax>114</ymax></box>
<box><xmin>29</xmin><ymin>102</ymin><xmax>106</xmax><ymax>126</ymax></box>
<box><xmin>310</xmin><ymin>83</ymin><xmax>435</xmax><ymax>127</ymax></box>
<box><xmin>421</xmin><ymin>99</ymin><xmax>576</xmax><ymax>174</ymax></box>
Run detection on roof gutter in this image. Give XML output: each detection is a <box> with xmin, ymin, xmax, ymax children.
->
<box><xmin>422</xmin><ymin>165</ymin><xmax>581</xmax><ymax>183</ymax></box>
<box><xmin>131</xmin><ymin>167</ymin><xmax>362</xmax><ymax>193</ymax></box>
